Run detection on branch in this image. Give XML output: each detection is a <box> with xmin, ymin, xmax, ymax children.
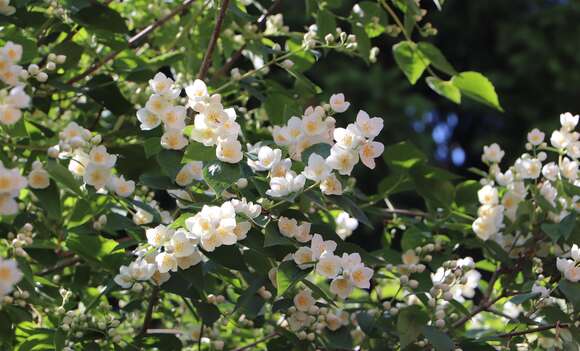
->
<box><xmin>67</xmin><ymin>0</ymin><xmax>198</xmax><ymax>84</ymax></box>
<box><xmin>496</xmin><ymin>323</ymin><xmax>569</xmax><ymax>338</ymax></box>
<box><xmin>451</xmin><ymin>293</ymin><xmax>507</xmax><ymax>328</ymax></box>
<box><xmin>38</xmin><ymin>257</ymin><xmax>81</xmax><ymax>276</ymax></box>
<box><xmin>214</xmin><ymin>0</ymin><xmax>282</xmax><ymax>78</ymax></box>
<box><xmin>230</xmin><ymin>333</ymin><xmax>278</xmax><ymax>351</ymax></box>
<box><xmin>139</xmin><ymin>287</ymin><xmax>160</xmax><ymax>336</ymax></box>
<box><xmin>197</xmin><ymin>0</ymin><xmax>231</xmax><ymax>80</ymax></box>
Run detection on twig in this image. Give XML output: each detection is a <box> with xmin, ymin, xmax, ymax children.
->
<box><xmin>139</xmin><ymin>287</ymin><xmax>160</xmax><ymax>336</ymax></box>
<box><xmin>197</xmin><ymin>0</ymin><xmax>231</xmax><ymax>80</ymax></box>
<box><xmin>380</xmin><ymin>208</ymin><xmax>428</xmax><ymax>217</ymax></box>
<box><xmin>214</xmin><ymin>0</ymin><xmax>283</xmax><ymax>78</ymax></box>
<box><xmin>67</xmin><ymin>0</ymin><xmax>198</xmax><ymax>84</ymax></box>
<box><xmin>231</xmin><ymin>333</ymin><xmax>278</xmax><ymax>351</ymax></box>
<box><xmin>496</xmin><ymin>323</ymin><xmax>569</xmax><ymax>338</ymax></box>
<box><xmin>38</xmin><ymin>257</ymin><xmax>81</xmax><ymax>276</ymax></box>
<box><xmin>451</xmin><ymin>293</ymin><xmax>506</xmax><ymax>328</ymax></box>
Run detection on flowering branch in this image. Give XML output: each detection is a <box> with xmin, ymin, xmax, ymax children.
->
<box><xmin>197</xmin><ymin>0</ymin><xmax>231</xmax><ymax>80</ymax></box>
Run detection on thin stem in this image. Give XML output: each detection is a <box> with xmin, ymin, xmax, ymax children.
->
<box><xmin>37</xmin><ymin>257</ymin><xmax>81</xmax><ymax>276</ymax></box>
<box><xmin>197</xmin><ymin>0</ymin><xmax>231</xmax><ymax>80</ymax></box>
<box><xmin>139</xmin><ymin>287</ymin><xmax>160</xmax><ymax>337</ymax></box>
<box><xmin>451</xmin><ymin>293</ymin><xmax>506</xmax><ymax>328</ymax></box>
<box><xmin>67</xmin><ymin>0</ymin><xmax>198</xmax><ymax>84</ymax></box>
<box><xmin>495</xmin><ymin>323</ymin><xmax>569</xmax><ymax>339</ymax></box>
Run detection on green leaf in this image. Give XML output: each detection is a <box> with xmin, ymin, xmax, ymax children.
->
<box><xmin>276</xmin><ymin>261</ymin><xmax>311</xmax><ymax>296</ymax></box>
<box><xmin>327</xmin><ymin>195</ymin><xmax>373</xmax><ymax>228</ymax></box>
<box><xmin>263</xmin><ymin>91</ymin><xmax>300</xmax><ymax>126</ymax></box>
<box><xmin>559</xmin><ymin>280</ymin><xmax>580</xmax><ymax>311</ymax></box>
<box><xmin>451</xmin><ymin>71</ymin><xmax>503</xmax><ymax>111</ymax></box>
<box><xmin>156</xmin><ymin>150</ymin><xmax>182</xmax><ymax>179</ymax></box>
<box><xmin>510</xmin><ymin>292</ymin><xmax>540</xmax><ymax>305</ymax></box>
<box><xmin>541</xmin><ymin>213</ymin><xmax>576</xmax><ymax>242</ymax></box>
<box><xmin>301</xmin><ymin>143</ymin><xmax>332</xmax><ymax>163</ymax></box>
<box><xmin>65</xmin><ymin>232</ymin><xmax>124</xmax><ymax>271</ymax></box>
<box><xmin>203</xmin><ymin>245</ymin><xmax>248</xmax><ymax>271</ymax></box>
<box><xmin>264</xmin><ymin>222</ymin><xmax>297</xmax><ymax>247</ymax></box>
<box><xmin>143</xmin><ymin>137</ymin><xmax>162</xmax><ymax>158</ymax></box>
<box><xmin>53</xmin><ymin>329</ymin><xmax>65</xmax><ymax>351</ymax></box>
<box><xmin>139</xmin><ymin>172</ymin><xmax>175</xmax><ymax>190</ymax></box>
<box><xmin>393</xmin><ymin>41</ymin><xmax>430</xmax><ymax>85</ymax></box>
<box><xmin>31</xmin><ymin>181</ymin><xmax>61</xmax><ymax>221</ymax></box>
<box><xmin>426</xmin><ymin>77</ymin><xmax>461</xmax><ymax>104</ymax></box>
<box><xmin>422</xmin><ymin>326</ymin><xmax>453</xmax><ymax>351</ymax></box>
<box><xmin>86</xmin><ymin>75</ymin><xmax>133</xmax><ymax>116</ymax></box>
<box><xmin>356</xmin><ymin>2</ymin><xmax>389</xmax><ymax>38</ymax></box>
<box><xmin>45</xmin><ymin>160</ymin><xmax>83</xmax><ymax>196</ymax></box>
<box><xmin>183</xmin><ymin>142</ymin><xmax>216</xmax><ymax>162</ymax></box>
<box><xmin>352</xmin><ymin>22</ymin><xmax>371</xmax><ymax>63</ymax></box>
<box><xmin>384</xmin><ymin>141</ymin><xmax>427</xmax><ymax>169</ymax></box>
<box><xmin>68</xmin><ymin>1</ymin><xmax>128</xmax><ymax>34</ymax></box>
<box><xmin>322</xmin><ymin>327</ymin><xmax>353</xmax><ymax>349</ymax></box>
<box><xmin>418</xmin><ymin>42</ymin><xmax>456</xmax><ymax>75</ymax></box>
<box><xmin>202</xmin><ymin>161</ymin><xmax>241</xmax><ymax>196</ymax></box>
<box><xmin>316</xmin><ymin>9</ymin><xmax>337</xmax><ymax>37</ymax></box>
<box><xmin>397</xmin><ymin>305</ymin><xmax>428</xmax><ymax>348</ymax></box>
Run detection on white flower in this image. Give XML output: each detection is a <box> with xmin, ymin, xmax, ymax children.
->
<box><xmin>1</xmin><ymin>42</ymin><xmax>22</xmax><ymax>62</ymax></box>
<box><xmin>161</xmin><ymin>128</ymin><xmax>188</xmax><ymax>150</ymax></box>
<box><xmin>477</xmin><ymin>185</ymin><xmax>498</xmax><ymax>205</ymax></box>
<box><xmin>539</xmin><ymin>181</ymin><xmax>558</xmax><ymax>207</ymax></box>
<box><xmin>335</xmin><ymin>212</ymin><xmax>358</xmax><ymax>240</ymax></box>
<box><xmin>303</xmin><ymin>153</ymin><xmax>332</xmax><ymax>182</ymax></box>
<box><xmin>145</xmin><ymin>94</ymin><xmax>171</xmax><ymax>115</ymax></box>
<box><xmin>329</xmin><ymin>93</ymin><xmax>350</xmax><ymax>113</ymax></box>
<box><xmin>316</xmin><ymin>252</ymin><xmax>342</xmax><ymax>279</ymax></box>
<box><xmin>278</xmin><ymin>216</ymin><xmax>298</xmax><ymax>238</ymax></box>
<box><xmin>359</xmin><ymin>140</ymin><xmax>384</xmax><ymax>169</ymax></box>
<box><xmin>527</xmin><ymin>128</ymin><xmax>545</xmax><ymax>146</ymax></box>
<box><xmin>168</xmin><ymin>230</ymin><xmax>197</xmax><ymax>258</ymax></box>
<box><xmin>355</xmin><ymin>110</ymin><xmax>383</xmax><ymax>139</ymax></box>
<box><xmin>326</xmin><ymin>145</ymin><xmax>359</xmax><ymax>175</ymax></box>
<box><xmin>272</xmin><ymin>126</ymin><xmax>291</xmax><ymax>146</ymax></box>
<box><xmin>302</xmin><ymin>111</ymin><xmax>325</xmax><ymax>136</ymax></box>
<box><xmin>0</xmin><ymin>104</ymin><xmax>21</xmax><ymax>125</ymax></box>
<box><xmin>542</xmin><ymin>162</ymin><xmax>559</xmax><ymax>182</ymax></box>
<box><xmin>149</xmin><ymin>72</ymin><xmax>175</xmax><ymax>96</ymax></box>
<box><xmin>177</xmin><ymin>250</ymin><xmax>203</xmax><ymax>270</ymax></box>
<box><xmin>0</xmin><ymin>194</ymin><xmax>18</xmax><ymax>215</ymax></box>
<box><xmin>109</xmin><ymin>175</ymin><xmax>135</xmax><ymax>197</ymax></box>
<box><xmin>185</xmin><ymin>79</ymin><xmax>209</xmax><ymax>105</ymax></box>
<box><xmin>216</xmin><ymin>139</ymin><xmax>243</xmax><ymax>164</ymax></box>
<box><xmin>161</xmin><ymin>105</ymin><xmax>187</xmax><ymax>130</ymax></box>
<box><xmin>560</xmin><ymin>157</ymin><xmax>578</xmax><ymax>181</ymax></box>
<box><xmin>0</xmin><ymin>257</ymin><xmax>22</xmax><ymax>297</ymax></box>
<box><xmin>401</xmin><ymin>250</ymin><xmax>419</xmax><ymax>265</ymax></box>
<box><xmin>83</xmin><ymin>163</ymin><xmax>112</xmax><ymax>189</ymax></box>
<box><xmin>330</xmin><ymin>276</ymin><xmax>354</xmax><ymax>299</ymax></box>
<box><xmin>230</xmin><ymin>198</ymin><xmax>261</xmax><ymax>218</ymax></box>
<box><xmin>0</xmin><ymin>164</ymin><xmax>26</xmax><ymax>197</ymax></box>
<box><xmin>560</xmin><ymin>112</ymin><xmax>579</xmax><ymax>132</ymax></box>
<box><xmin>340</xmin><ymin>252</ymin><xmax>362</xmax><ymax>273</ymax></box>
<box><xmin>146</xmin><ymin>225</ymin><xmax>174</xmax><ymax>248</ymax></box>
<box><xmin>334</xmin><ymin>125</ymin><xmax>363</xmax><ymax>150</ymax></box>
<box><xmin>185</xmin><ymin>202</ymin><xmax>238</xmax><ymax>252</ymax></box>
<box><xmin>310</xmin><ymin>234</ymin><xmax>337</xmax><ymax>259</ymax></box>
<box><xmin>293</xmin><ymin>289</ymin><xmax>315</xmax><ymax>312</ymax></box>
<box><xmin>0</xmin><ymin>0</ymin><xmax>15</xmax><ymax>16</ymax></box>
<box><xmin>270</xmin><ymin>158</ymin><xmax>292</xmax><ymax>178</ymax></box>
<box><xmin>6</xmin><ymin>86</ymin><xmax>30</xmax><ymax>108</ymax></box>
<box><xmin>550</xmin><ymin>130</ymin><xmax>572</xmax><ymax>149</ymax></box>
<box><xmin>133</xmin><ymin>207</ymin><xmax>154</xmax><ymax>226</ymax></box>
<box><xmin>556</xmin><ymin>257</ymin><xmax>580</xmax><ymax>282</ymax></box>
<box><xmin>156</xmin><ymin>252</ymin><xmax>178</xmax><ymax>273</ymax></box>
<box><xmin>293</xmin><ymin>247</ymin><xmax>314</xmax><ymax>268</ymax></box>
<box><xmin>531</xmin><ymin>283</ymin><xmax>550</xmax><ymax>298</ymax></box>
<box><xmin>349</xmin><ymin>263</ymin><xmax>373</xmax><ymax>289</ymax></box>
<box><xmin>482</xmin><ymin>143</ymin><xmax>505</xmax><ymax>163</ymax></box>
<box><xmin>495</xmin><ymin>170</ymin><xmax>514</xmax><ymax>186</ymax></box>
<box><xmin>320</xmin><ymin>174</ymin><xmax>343</xmax><ymax>195</ymax></box>
<box><xmin>137</xmin><ymin>108</ymin><xmax>161</xmax><ymax>130</ymax></box>
<box><xmin>248</xmin><ymin>146</ymin><xmax>282</xmax><ymax>171</ymax></box>
<box><xmin>295</xmin><ymin>222</ymin><xmax>312</xmax><ymax>243</ymax></box>
<box><xmin>89</xmin><ymin>145</ymin><xmax>117</xmax><ymax>168</ymax></box>
<box><xmin>571</xmin><ymin>244</ymin><xmax>580</xmax><ymax>261</ymax></box>
<box><xmin>472</xmin><ymin>215</ymin><xmax>500</xmax><ymax>241</ymax></box>
<box><xmin>233</xmin><ymin>221</ymin><xmax>251</xmax><ymax>240</ymax></box>
<box><xmin>266</xmin><ymin>171</ymin><xmax>305</xmax><ymax>197</ymax></box>
<box><xmin>28</xmin><ymin>162</ymin><xmax>50</xmax><ymax>189</ymax></box>
<box><xmin>515</xmin><ymin>158</ymin><xmax>542</xmax><ymax>179</ymax></box>
<box><xmin>176</xmin><ymin>161</ymin><xmax>203</xmax><ymax>186</ymax></box>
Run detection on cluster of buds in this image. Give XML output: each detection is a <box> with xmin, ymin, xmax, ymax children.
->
<box><xmin>27</xmin><ymin>53</ymin><xmax>66</xmax><ymax>83</ymax></box>
<box><xmin>7</xmin><ymin>223</ymin><xmax>34</xmax><ymax>257</ymax></box>
<box><xmin>2</xmin><ymin>289</ymin><xmax>29</xmax><ymax>307</ymax></box>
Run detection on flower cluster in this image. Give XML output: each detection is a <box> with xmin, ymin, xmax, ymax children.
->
<box><xmin>115</xmin><ymin>198</ymin><xmax>261</xmax><ymax>288</ymax></box>
<box><xmin>0</xmin><ymin>42</ymin><xmax>25</xmax><ymax>86</ymax></box>
<box><xmin>0</xmin><ymin>161</ymin><xmax>27</xmax><ymax>215</ymax></box>
<box><xmin>0</xmin><ymin>42</ymin><xmax>31</xmax><ymax>126</ymax></box>
<box><xmin>556</xmin><ymin>244</ymin><xmax>580</xmax><ymax>282</ymax></box>
<box><xmin>473</xmin><ymin>112</ymin><xmax>580</xmax><ymax>245</ymax></box>
<box><xmin>0</xmin><ymin>257</ymin><xmax>22</xmax><ymax>297</ymax></box>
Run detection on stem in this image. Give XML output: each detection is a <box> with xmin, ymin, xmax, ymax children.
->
<box><xmin>37</xmin><ymin>257</ymin><xmax>81</xmax><ymax>276</ymax></box>
<box><xmin>231</xmin><ymin>333</ymin><xmax>278</xmax><ymax>351</ymax></box>
<box><xmin>451</xmin><ymin>293</ymin><xmax>506</xmax><ymax>328</ymax></box>
<box><xmin>67</xmin><ymin>0</ymin><xmax>198</xmax><ymax>84</ymax></box>
<box><xmin>197</xmin><ymin>0</ymin><xmax>231</xmax><ymax>80</ymax></box>
<box><xmin>139</xmin><ymin>287</ymin><xmax>160</xmax><ymax>336</ymax></box>
<box><xmin>495</xmin><ymin>323</ymin><xmax>569</xmax><ymax>338</ymax></box>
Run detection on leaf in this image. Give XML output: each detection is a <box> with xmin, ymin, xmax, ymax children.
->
<box><xmin>276</xmin><ymin>261</ymin><xmax>311</xmax><ymax>295</ymax></box>
<box><xmin>156</xmin><ymin>150</ymin><xmax>182</xmax><ymax>179</ymax></box>
<box><xmin>203</xmin><ymin>245</ymin><xmax>248</xmax><ymax>272</ymax></box>
<box><xmin>86</xmin><ymin>75</ymin><xmax>133</xmax><ymax>116</ymax></box>
<box><xmin>202</xmin><ymin>161</ymin><xmax>241</xmax><ymax>196</ymax></box>
<box><xmin>139</xmin><ymin>172</ymin><xmax>175</xmax><ymax>190</ymax></box>
<box><xmin>31</xmin><ymin>181</ymin><xmax>61</xmax><ymax>221</ymax></box>
<box><xmin>542</xmin><ymin>213</ymin><xmax>576</xmax><ymax>242</ymax></box>
<box><xmin>422</xmin><ymin>326</ymin><xmax>453</xmax><ymax>351</ymax></box>
<box><xmin>45</xmin><ymin>160</ymin><xmax>83</xmax><ymax>196</ymax></box>
<box><xmin>183</xmin><ymin>142</ymin><xmax>216</xmax><ymax>162</ymax></box>
<box><xmin>559</xmin><ymin>280</ymin><xmax>580</xmax><ymax>311</ymax></box>
<box><xmin>53</xmin><ymin>329</ymin><xmax>65</xmax><ymax>351</ymax></box>
<box><xmin>143</xmin><ymin>137</ymin><xmax>162</xmax><ymax>158</ymax></box>
<box><xmin>510</xmin><ymin>292</ymin><xmax>540</xmax><ymax>305</ymax></box>
<box><xmin>393</xmin><ymin>41</ymin><xmax>430</xmax><ymax>85</ymax></box>
<box><xmin>316</xmin><ymin>9</ymin><xmax>337</xmax><ymax>37</ymax></box>
<box><xmin>418</xmin><ymin>43</ymin><xmax>456</xmax><ymax>75</ymax></box>
<box><xmin>356</xmin><ymin>2</ymin><xmax>389</xmax><ymax>38</ymax></box>
<box><xmin>397</xmin><ymin>305</ymin><xmax>428</xmax><ymax>348</ymax></box>
<box><xmin>69</xmin><ymin>2</ymin><xmax>128</xmax><ymax>34</ymax></box>
<box><xmin>322</xmin><ymin>327</ymin><xmax>353</xmax><ymax>349</ymax></box>
<box><xmin>426</xmin><ymin>77</ymin><xmax>461</xmax><ymax>104</ymax></box>
<box><xmin>65</xmin><ymin>232</ymin><xmax>124</xmax><ymax>271</ymax></box>
<box><xmin>384</xmin><ymin>141</ymin><xmax>427</xmax><ymax>169</ymax></box>
<box><xmin>264</xmin><ymin>222</ymin><xmax>297</xmax><ymax>248</ymax></box>
<box><xmin>301</xmin><ymin>143</ymin><xmax>332</xmax><ymax>163</ymax></box>
<box><xmin>451</xmin><ymin>71</ymin><xmax>503</xmax><ymax>111</ymax></box>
